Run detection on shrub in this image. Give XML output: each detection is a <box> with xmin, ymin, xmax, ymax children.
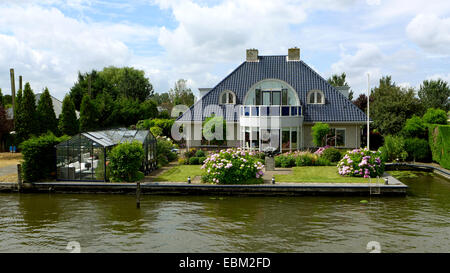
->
<box><xmin>178</xmin><ymin>158</ymin><xmax>187</xmax><ymax>165</ymax></box>
<box><xmin>184</xmin><ymin>148</ymin><xmax>197</xmax><ymax>159</ymax></box>
<box><xmin>156</xmin><ymin>136</ymin><xmax>178</xmax><ymax>166</ymax></box>
<box><xmin>402</xmin><ymin>115</ymin><xmax>428</xmax><ymax>139</ymax></box>
<box><xmin>195</xmin><ymin>150</ymin><xmax>206</xmax><ymax>157</ymax></box>
<box><xmin>338</xmin><ymin>148</ymin><xmax>385</xmax><ymax>178</ymax></box>
<box><xmin>423</xmin><ymin>108</ymin><xmax>447</xmax><ymax>125</ymax></box>
<box><xmin>275</xmin><ymin>154</ymin><xmax>296</xmax><ymax>167</ymax></box>
<box><xmin>150</xmin><ymin>126</ymin><xmax>163</xmax><ymax>137</ymax></box>
<box><xmin>428</xmin><ymin>124</ymin><xmax>450</xmax><ymax>169</ymax></box>
<box><xmin>314</xmin><ymin>145</ymin><xmax>331</xmax><ymax>155</ymax></box>
<box><xmin>189</xmin><ymin>157</ymin><xmax>200</xmax><ymax>165</ymax></box>
<box><xmin>198</xmin><ymin>156</ymin><xmax>207</xmax><ymax>165</ymax></box>
<box><xmin>295</xmin><ymin>153</ymin><xmax>314</xmax><ymax>166</ymax></box>
<box><xmin>380</xmin><ymin>135</ymin><xmax>408</xmax><ymax>162</ymax></box>
<box><xmin>316</xmin><ymin>157</ymin><xmax>333</xmax><ymax>166</ymax></box>
<box><xmin>202</xmin><ymin>148</ymin><xmax>264</xmax><ymax>184</ymax></box>
<box><xmin>404</xmin><ymin>138</ymin><xmax>431</xmax><ymax>162</ymax></box>
<box><xmin>311</xmin><ymin>122</ymin><xmax>330</xmax><ymax>147</ymax></box>
<box><xmin>321</xmin><ymin>147</ymin><xmax>342</xmax><ymax>162</ymax></box>
<box><xmin>20</xmin><ymin>133</ymin><xmax>69</xmax><ymax>182</ymax></box>
<box><xmin>108</xmin><ymin>141</ymin><xmax>145</xmax><ymax>182</ymax></box>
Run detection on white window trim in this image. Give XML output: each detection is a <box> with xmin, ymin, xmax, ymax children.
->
<box><xmin>307</xmin><ymin>90</ymin><xmax>325</xmax><ymax>104</ymax></box>
<box><xmin>219</xmin><ymin>90</ymin><xmax>236</xmax><ymax>105</ymax></box>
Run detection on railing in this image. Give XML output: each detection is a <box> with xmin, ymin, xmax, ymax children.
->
<box><xmin>240</xmin><ymin>105</ymin><xmax>302</xmax><ymax>117</ymax></box>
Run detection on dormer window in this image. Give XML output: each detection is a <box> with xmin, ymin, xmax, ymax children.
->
<box><xmin>307</xmin><ymin>90</ymin><xmax>325</xmax><ymax>104</ymax></box>
<box><xmin>220</xmin><ymin>90</ymin><xmax>236</xmax><ymax>104</ymax></box>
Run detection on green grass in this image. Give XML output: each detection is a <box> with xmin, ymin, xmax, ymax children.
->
<box><xmin>274</xmin><ymin>166</ymin><xmax>370</xmax><ymax>183</ymax></box>
<box><xmin>154</xmin><ymin>165</ymin><xmax>204</xmax><ymax>182</ymax></box>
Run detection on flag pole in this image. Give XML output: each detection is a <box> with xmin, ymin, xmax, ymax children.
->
<box><xmin>367</xmin><ymin>73</ymin><xmax>370</xmax><ymax>150</ymax></box>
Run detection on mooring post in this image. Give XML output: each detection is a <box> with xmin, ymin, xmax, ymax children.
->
<box><xmin>17</xmin><ymin>164</ymin><xmax>22</xmax><ymax>192</ymax></box>
<box><xmin>136</xmin><ymin>182</ymin><xmax>141</xmax><ymax>209</ymax></box>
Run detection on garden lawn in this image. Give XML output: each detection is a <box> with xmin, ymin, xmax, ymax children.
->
<box><xmin>154</xmin><ymin>165</ymin><xmax>203</xmax><ymax>182</ymax></box>
<box><xmin>275</xmin><ymin>166</ymin><xmax>370</xmax><ymax>183</ymax></box>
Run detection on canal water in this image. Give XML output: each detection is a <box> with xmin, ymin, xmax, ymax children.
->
<box><xmin>0</xmin><ymin>171</ymin><xmax>449</xmax><ymax>253</ymax></box>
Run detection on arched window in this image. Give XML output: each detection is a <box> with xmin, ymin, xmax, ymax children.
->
<box><xmin>307</xmin><ymin>90</ymin><xmax>325</xmax><ymax>104</ymax></box>
<box><xmin>219</xmin><ymin>90</ymin><xmax>236</xmax><ymax>104</ymax></box>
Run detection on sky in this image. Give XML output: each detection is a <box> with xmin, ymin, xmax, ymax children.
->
<box><xmin>0</xmin><ymin>0</ymin><xmax>449</xmax><ymax>100</ymax></box>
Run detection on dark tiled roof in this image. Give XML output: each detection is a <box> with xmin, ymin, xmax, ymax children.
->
<box><xmin>178</xmin><ymin>55</ymin><xmax>367</xmax><ymax>122</ymax></box>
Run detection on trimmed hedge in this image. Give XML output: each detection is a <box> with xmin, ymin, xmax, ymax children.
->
<box><xmin>321</xmin><ymin>147</ymin><xmax>342</xmax><ymax>162</ymax></box>
<box><xmin>21</xmin><ymin>133</ymin><xmax>69</xmax><ymax>182</ymax></box>
<box><xmin>428</xmin><ymin>124</ymin><xmax>450</xmax><ymax>169</ymax></box>
<box><xmin>404</xmin><ymin>138</ymin><xmax>431</xmax><ymax>162</ymax></box>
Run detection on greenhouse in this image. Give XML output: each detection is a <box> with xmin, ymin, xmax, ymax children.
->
<box><xmin>56</xmin><ymin>128</ymin><xmax>157</xmax><ymax>181</ymax></box>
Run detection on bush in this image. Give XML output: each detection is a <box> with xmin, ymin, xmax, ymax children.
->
<box><xmin>380</xmin><ymin>135</ymin><xmax>408</xmax><ymax>162</ymax></box>
<box><xmin>198</xmin><ymin>156</ymin><xmax>207</xmax><ymax>165</ymax></box>
<box><xmin>178</xmin><ymin>158</ymin><xmax>187</xmax><ymax>165</ymax></box>
<box><xmin>311</xmin><ymin>122</ymin><xmax>330</xmax><ymax>147</ymax></box>
<box><xmin>428</xmin><ymin>124</ymin><xmax>450</xmax><ymax>169</ymax></box>
<box><xmin>20</xmin><ymin>133</ymin><xmax>69</xmax><ymax>182</ymax></box>
<box><xmin>202</xmin><ymin>148</ymin><xmax>264</xmax><ymax>184</ymax></box>
<box><xmin>108</xmin><ymin>141</ymin><xmax>145</xmax><ymax>182</ymax></box>
<box><xmin>404</xmin><ymin>138</ymin><xmax>431</xmax><ymax>162</ymax></box>
<box><xmin>423</xmin><ymin>108</ymin><xmax>447</xmax><ymax>125</ymax></box>
<box><xmin>338</xmin><ymin>148</ymin><xmax>385</xmax><ymax>178</ymax></box>
<box><xmin>275</xmin><ymin>154</ymin><xmax>296</xmax><ymax>167</ymax></box>
<box><xmin>156</xmin><ymin>136</ymin><xmax>178</xmax><ymax>166</ymax></box>
<box><xmin>321</xmin><ymin>147</ymin><xmax>342</xmax><ymax>162</ymax></box>
<box><xmin>402</xmin><ymin>115</ymin><xmax>428</xmax><ymax>139</ymax></box>
<box><xmin>295</xmin><ymin>154</ymin><xmax>314</xmax><ymax>166</ymax></box>
<box><xmin>189</xmin><ymin>157</ymin><xmax>200</xmax><ymax>165</ymax></box>
<box><xmin>150</xmin><ymin>126</ymin><xmax>163</xmax><ymax>137</ymax></box>
<box><xmin>195</xmin><ymin>150</ymin><xmax>206</xmax><ymax>157</ymax></box>
<box><xmin>184</xmin><ymin>148</ymin><xmax>197</xmax><ymax>159</ymax></box>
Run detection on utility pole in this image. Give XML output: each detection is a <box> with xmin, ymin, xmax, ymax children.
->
<box><xmin>19</xmin><ymin>75</ymin><xmax>23</xmax><ymax>91</ymax></box>
<box><xmin>367</xmin><ymin>73</ymin><xmax>370</xmax><ymax>150</ymax></box>
<box><xmin>10</xmin><ymin>69</ymin><xmax>16</xmax><ymax>128</ymax></box>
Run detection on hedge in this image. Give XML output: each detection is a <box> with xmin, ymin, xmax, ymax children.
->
<box><xmin>428</xmin><ymin>124</ymin><xmax>450</xmax><ymax>169</ymax></box>
<box><xmin>20</xmin><ymin>133</ymin><xmax>69</xmax><ymax>182</ymax></box>
<box><xmin>109</xmin><ymin>141</ymin><xmax>145</xmax><ymax>182</ymax></box>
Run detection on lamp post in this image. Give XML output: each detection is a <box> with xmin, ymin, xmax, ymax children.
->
<box><xmin>367</xmin><ymin>73</ymin><xmax>370</xmax><ymax>150</ymax></box>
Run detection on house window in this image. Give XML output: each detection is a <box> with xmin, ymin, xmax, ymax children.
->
<box><xmin>327</xmin><ymin>128</ymin><xmax>346</xmax><ymax>147</ymax></box>
<box><xmin>220</xmin><ymin>90</ymin><xmax>236</xmax><ymax>104</ymax></box>
<box><xmin>307</xmin><ymin>90</ymin><xmax>325</xmax><ymax>104</ymax></box>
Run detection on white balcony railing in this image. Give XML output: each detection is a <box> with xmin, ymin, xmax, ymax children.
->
<box><xmin>240</xmin><ymin>105</ymin><xmax>302</xmax><ymax>117</ymax></box>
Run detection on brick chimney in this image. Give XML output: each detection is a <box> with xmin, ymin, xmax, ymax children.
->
<box><xmin>246</xmin><ymin>49</ymin><xmax>258</xmax><ymax>62</ymax></box>
<box><xmin>287</xmin><ymin>47</ymin><xmax>300</xmax><ymax>61</ymax></box>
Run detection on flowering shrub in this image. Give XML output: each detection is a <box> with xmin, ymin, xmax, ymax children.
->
<box><xmin>201</xmin><ymin>148</ymin><xmax>264</xmax><ymax>184</ymax></box>
<box><xmin>338</xmin><ymin>148</ymin><xmax>385</xmax><ymax>178</ymax></box>
<box><xmin>314</xmin><ymin>145</ymin><xmax>331</xmax><ymax>155</ymax></box>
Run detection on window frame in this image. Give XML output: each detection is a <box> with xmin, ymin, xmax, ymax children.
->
<box><xmin>219</xmin><ymin>90</ymin><xmax>236</xmax><ymax>105</ymax></box>
<box><xmin>307</xmin><ymin>90</ymin><xmax>325</xmax><ymax>104</ymax></box>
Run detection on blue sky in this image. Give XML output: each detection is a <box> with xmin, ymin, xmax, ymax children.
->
<box><xmin>0</xmin><ymin>0</ymin><xmax>449</xmax><ymax>100</ymax></box>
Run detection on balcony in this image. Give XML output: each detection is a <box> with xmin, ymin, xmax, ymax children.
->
<box><xmin>240</xmin><ymin>105</ymin><xmax>302</xmax><ymax>117</ymax></box>
<box><xmin>239</xmin><ymin>105</ymin><xmax>303</xmax><ymax>129</ymax></box>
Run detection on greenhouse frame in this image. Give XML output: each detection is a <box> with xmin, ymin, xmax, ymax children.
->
<box><xmin>56</xmin><ymin>128</ymin><xmax>157</xmax><ymax>182</ymax></box>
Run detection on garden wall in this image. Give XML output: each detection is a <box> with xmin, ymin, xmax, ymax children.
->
<box><xmin>428</xmin><ymin>124</ymin><xmax>450</xmax><ymax>169</ymax></box>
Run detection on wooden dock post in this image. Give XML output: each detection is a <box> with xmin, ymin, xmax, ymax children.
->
<box><xmin>17</xmin><ymin>164</ymin><xmax>22</xmax><ymax>192</ymax></box>
<box><xmin>136</xmin><ymin>182</ymin><xmax>141</xmax><ymax>208</ymax></box>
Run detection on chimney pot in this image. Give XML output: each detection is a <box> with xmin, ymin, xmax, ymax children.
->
<box><xmin>246</xmin><ymin>48</ymin><xmax>258</xmax><ymax>62</ymax></box>
<box><xmin>288</xmin><ymin>47</ymin><xmax>300</xmax><ymax>61</ymax></box>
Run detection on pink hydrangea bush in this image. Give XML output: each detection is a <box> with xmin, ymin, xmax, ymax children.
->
<box><xmin>201</xmin><ymin>148</ymin><xmax>264</xmax><ymax>184</ymax></box>
<box><xmin>337</xmin><ymin>148</ymin><xmax>385</xmax><ymax>178</ymax></box>
<box><xmin>314</xmin><ymin>145</ymin><xmax>331</xmax><ymax>155</ymax></box>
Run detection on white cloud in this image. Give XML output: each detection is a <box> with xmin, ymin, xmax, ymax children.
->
<box><xmin>0</xmin><ymin>4</ymin><xmax>157</xmax><ymax>99</ymax></box>
<box><xmin>406</xmin><ymin>14</ymin><xmax>450</xmax><ymax>55</ymax></box>
<box><xmin>426</xmin><ymin>73</ymin><xmax>450</xmax><ymax>82</ymax></box>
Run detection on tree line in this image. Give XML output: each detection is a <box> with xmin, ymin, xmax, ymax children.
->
<box><xmin>0</xmin><ymin>66</ymin><xmax>197</xmax><ymax>148</ymax></box>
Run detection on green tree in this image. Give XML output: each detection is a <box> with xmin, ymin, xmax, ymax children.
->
<box><xmin>36</xmin><ymin>88</ymin><xmax>58</xmax><ymax>135</ymax></box>
<box><xmin>169</xmin><ymin>79</ymin><xmax>196</xmax><ymax>107</ymax></box>
<box><xmin>311</xmin><ymin>122</ymin><xmax>330</xmax><ymax>147</ymax></box>
<box><xmin>422</xmin><ymin>108</ymin><xmax>447</xmax><ymax>125</ymax></box>
<box><xmin>418</xmin><ymin>79</ymin><xmax>450</xmax><ymax>111</ymax></box>
<box><xmin>15</xmin><ymin>83</ymin><xmax>38</xmax><ymax>142</ymax></box>
<box><xmin>59</xmin><ymin>95</ymin><xmax>79</xmax><ymax>136</ymax></box>
<box><xmin>401</xmin><ymin>115</ymin><xmax>428</xmax><ymax>139</ymax></box>
<box><xmin>79</xmin><ymin>94</ymin><xmax>98</xmax><ymax>132</ymax></box>
<box><xmin>69</xmin><ymin>70</ymin><xmax>110</xmax><ymax>111</ymax></box>
<box><xmin>327</xmin><ymin>72</ymin><xmax>353</xmax><ymax>100</ymax></box>
<box><xmin>370</xmin><ymin>76</ymin><xmax>422</xmax><ymax>135</ymax></box>
<box><xmin>0</xmin><ymin>88</ymin><xmax>3</xmax><ymax>106</ymax></box>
